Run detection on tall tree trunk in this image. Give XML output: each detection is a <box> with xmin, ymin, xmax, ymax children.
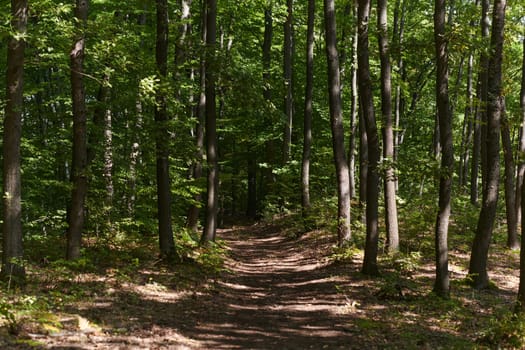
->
<box><xmin>433</xmin><ymin>0</ymin><xmax>453</xmax><ymax>297</ymax></box>
<box><xmin>2</xmin><ymin>0</ymin><xmax>28</xmax><ymax>280</ymax></box>
<box><xmin>348</xmin><ymin>2</ymin><xmax>358</xmax><ymax>199</ymax></box>
<box><xmin>187</xmin><ymin>0</ymin><xmax>205</xmax><ymax>231</ymax></box>
<box><xmin>501</xmin><ymin>101</ymin><xmax>518</xmax><ymax>249</ymax></box>
<box><xmin>201</xmin><ymin>0</ymin><xmax>218</xmax><ymax>243</ymax></box>
<box><xmin>323</xmin><ymin>0</ymin><xmax>351</xmax><ymax>245</ymax></box>
<box><xmin>301</xmin><ymin>0</ymin><xmax>315</xmax><ymax>216</ymax></box>
<box><xmin>393</xmin><ymin>0</ymin><xmax>406</xmax><ymax>166</ymax></box>
<box><xmin>155</xmin><ymin>0</ymin><xmax>175</xmax><ymax>258</ymax></box>
<box><xmin>378</xmin><ymin>0</ymin><xmax>399</xmax><ymax>253</ymax></box>
<box><xmin>283</xmin><ymin>0</ymin><xmax>293</xmax><ymax>163</ymax></box>
<box><xmin>358</xmin><ymin>0</ymin><xmax>381</xmax><ymax>275</ymax></box>
<box><xmin>517</xmin><ymin>29</ymin><xmax>525</xmax><ymax>312</ymax></box>
<box><xmin>516</xmin><ymin>37</ymin><xmax>525</xmax><ymax>231</ymax></box>
<box><xmin>67</xmin><ymin>0</ymin><xmax>89</xmax><ymax>261</ymax></box>
<box><xmin>469</xmin><ymin>0</ymin><xmax>506</xmax><ymax>290</ymax></box>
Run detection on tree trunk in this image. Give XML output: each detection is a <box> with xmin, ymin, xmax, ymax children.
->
<box><xmin>323</xmin><ymin>0</ymin><xmax>351</xmax><ymax>245</ymax></box>
<box><xmin>2</xmin><ymin>0</ymin><xmax>28</xmax><ymax>280</ymax></box>
<box><xmin>459</xmin><ymin>53</ymin><xmax>474</xmax><ymax>190</ymax></box>
<box><xmin>283</xmin><ymin>0</ymin><xmax>293</xmax><ymax>163</ymax></box>
<box><xmin>67</xmin><ymin>0</ymin><xmax>89</xmax><ymax>261</ymax></box>
<box><xmin>358</xmin><ymin>0</ymin><xmax>380</xmax><ymax>276</ymax></box>
<box><xmin>155</xmin><ymin>0</ymin><xmax>175</xmax><ymax>258</ymax></box>
<box><xmin>469</xmin><ymin>0</ymin><xmax>506</xmax><ymax>290</ymax></box>
<box><xmin>516</xmin><ymin>38</ymin><xmax>525</xmax><ymax>231</ymax></box>
<box><xmin>501</xmin><ymin>102</ymin><xmax>518</xmax><ymax>250</ymax></box>
<box><xmin>378</xmin><ymin>0</ymin><xmax>399</xmax><ymax>253</ymax></box>
<box><xmin>348</xmin><ymin>2</ymin><xmax>358</xmax><ymax>199</ymax></box>
<box><xmin>301</xmin><ymin>0</ymin><xmax>315</xmax><ymax>216</ymax></box>
<box><xmin>517</xmin><ymin>30</ymin><xmax>525</xmax><ymax>313</ymax></box>
<box><xmin>187</xmin><ymin>0</ymin><xmax>205</xmax><ymax>231</ymax></box>
<box><xmin>433</xmin><ymin>0</ymin><xmax>453</xmax><ymax>297</ymax></box>
<box><xmin>201</xmin><ymin>0</ymin><xmax>218</xmax><ymax>244</ymax></box>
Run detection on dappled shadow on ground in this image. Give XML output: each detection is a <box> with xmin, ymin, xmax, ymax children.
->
<box><xmin>33</xmin><ymin>222</ymin><xmax>470</xmax><ymax>349</ymax></box>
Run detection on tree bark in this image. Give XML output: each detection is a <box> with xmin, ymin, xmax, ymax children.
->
<box><xmin>201</xmin><ymin>0</ymin><xmax>218</xmax><ymax>244</ymax></box>
<box><xmin>501</xmin><ymin>102</ymin><xmax>518</xmax><ymax>249</ymax></box>
<box><xmin>67</xmin><ymin>0</ymin><xmax>89</xmax><ymax>261</ymax></box>
<box><xmin>433</xmin><ymin>0</ymin><xmax>453</xmax><ymax>297</ymax></box>
<box><xmin>349</xmin><ymin>2</ymin><xmax>358</xmax><ymax>199</ymax></box>
<box><xmin>516</xmin><ymin>37</ymin><xmax>525</xmax><ymax>231</ymax></box>
<box><xmin>283</xmin><ymin>0</ymin><xmax>293</xmax><ymax>163</ymax></box>
<box><xmin>469</xmin><ymin>0</ymin><xmax>506</xmax><ymax>290</ymax></box>
<box><xmin>155</xmin><ymin>0</ymin><xmax>175</xmax><ymax>258</ymax></box>
<box><xmin>187</xmin><ymin>0</ymin><xmax>205</xmax><ymax>231</ymax></box>
<box><xmin>2</xmin><ymin>0</ymin><xmax>28</xmax><ymax>280</ymax></box>
<box><xmin>517</xmin><ymin>30</ymin><xmax>525</xmax><ymax>312</ymax></box>
<box><xmin>358</xmin><ymin>0</ymin><xmax>381</xmax><ymax>275</ymax></box>
<box><xmin>323</xmin><ymin>0</ymin><xmax>352</xmax><ymax>245</ymax></box>
<box><xmin>301</xmin><ymin>0</ymin><xmax>315</xmax><ymax>216</ymax></box>
<box><xmin>377</xmin><ymin>0</ymin><xmax>399</xmax><ymax>253</ymax></box>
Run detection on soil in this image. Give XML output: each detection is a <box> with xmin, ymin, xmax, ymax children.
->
<box><xmin>4</xmin><ymin>221</ymin><xmax>521</xmax><ymax>349</ymax></box>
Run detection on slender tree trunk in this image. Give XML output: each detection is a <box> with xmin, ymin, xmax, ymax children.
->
<box><xmin>517</xmin><ymin>31</ymin><xmax>525</xmax><ymax>312</ymax></box>
<box><xmin>460</xmin><ymin>53</ymin><xmax>474</xmax><ymax>190</ymax></box>
<box><xmin>479</xmin><ymin>0</ymin><xmax>490</xmax><ymax>191</ymax></box>
<box><xmin>201</xmin><ymin>0</ymin><xmax>218</xmax><ymax>243</ymax></box>
<box><xmin>469</xmin><ymin>0</ymin><xmax>506</xmax><ymax>290</ymax></box>
<box><xmin>155</xmin><ymin>0</ymin><xmax>175</xmax><ymax>257</ymax></box>
<box><xmin>501</xmin><ymin>102</ymin><xmax>518</xmax><ymax>249</ymax></box>
<box><xmin>324</xmin><ymin>0</ymin><xmax>351</xmax><ymax>245</ymax></box>
<box><xmin>283</xmin><ymin>0</ymin><xmax>293</xmax><ymax>163</ymax></box>
<box><xmin>67</xmin><ymin>0</ymin><xmax>89</xmax><ymax>260</ymax></box>
<box><xmin>516</xmin><ymin>37</ymin><xmax>525</xmax><ymax>231</ymax></box>
<box><xmin>2</xmin><ymin>0</ymin><xmax>28</xmax><ymax>280</ymax></box>
<box><xmin>302</xmin><ymin>0</ymin><xmax>315</xmax><ymax>216</ymax></box>
<box><xmin>348</xmin><ymin>2</ymin><xmax>358</xmax><ymax>199</ymax></box>
<box><xmin>378</xmin><ymin>0</ymin><xmax>399</xmax><ymax>253</ymax></box>
<box><xmin>358</xmin><ymin>0</ymin><xmax>380</xmax><ymax>275</ymax></box>
<box><xmin>187</xmin><ymin>0</ymin><xmax>206</xmax><ymax>231</ymax></box>
<box><xmin>433</xmin><ymin>0</ymin><xmax>453</xmax><ymax>297</ymax></box>
<box><xmin>393</xmin><ymin>0</ymin><xmax>406</xmax><ymax>167</ymax></box>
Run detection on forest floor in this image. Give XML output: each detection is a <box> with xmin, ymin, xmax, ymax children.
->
<box><xmin>0</xmin><ymin>216</ymin><xmax>522</xmax><ymax>349</ymax></box>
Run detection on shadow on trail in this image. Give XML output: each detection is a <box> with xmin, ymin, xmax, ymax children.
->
<box><xmin>58</xmin><ymin>222</ymin><xmax>472</xmax><ymax>349</ymax></box>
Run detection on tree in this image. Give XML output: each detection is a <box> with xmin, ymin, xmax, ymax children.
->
<box><xmin>301</xmin><ymin>0</ymin><xmax>315</xmax><ymax>216</ymax></box>
<box><xmin>517</xmin><ymin>31</ymin><xmax>525</xmax><ymax>312</ymax></box>
<box><xmin>501</xmin><ymin>101</ymin><xmax>518</xmax><ymax>250</ymax></box>
<box><xmin>283</xmin><ymin>0</ymin><xmax>294</xmax><ymax>163</ymax></box>
<box><xmin>2</xmin><ymin>0</ymin><xmax>28</xmax><ymax>280</ymax></box>
<box><xmin>323</xmin><ymin>0</ymin><xmax>352</xmax><ymax>245</ymax></box>
<box><xmin>516</xmin><ymin>36</ymin><xmax>525</xmax><ymax>232</ymax></box>
<box><xmin>377</xmin><ymin>0</ymin><xmax>399</xmax><ymax>252</ymax></box>
<box><xmin>433</xmin><ymin>0</ymin><xmax>453</xmax><ymax>297</ymax></box>
<box><xmin>468</xmin><ymin>0</ymin><xmax>506</xmax><ymax>290</ymax></box>
<box><xmin>201</xmin><ymin>0</ymin><xmax>218</xmax><ymax>243</ymax></box>
<box><xmin>67</xmin><ymin>0</ymin><xmax>89</xmax><ymax>260</ymax></box>
<box><xmin>358</xmin><ymin>0</ymin><xmax>381</xmax><ymax>275</ymax></box>
<box><xmin>155</xmin><ymin>0</ymin><xmax>176</xmax><ymax>257</ymax></box>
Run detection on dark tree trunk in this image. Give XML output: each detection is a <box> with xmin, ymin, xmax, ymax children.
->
<box><xmin>201</xmin><ymin>0</ymin><xmax>218</xmax><ymax>244</ymax></box>
<box><xmin>358</xmin><ymin>0</ymin><xmax>380</xmax><ymax>276</ymax></box>
<box><xmin>501</xmin><ymin>102</ymin><xmax>518</xmax><ymax>249</ymax></box>
<box><xmin>301</xmin><ymin>0</ymin><xmax>315</xmax><ymax>215</ymax></box>
<box><xmin>67</xmin><ymin>0</ymin><xmax>89</xmax><ymax>261</ymax></box>
<box><xmin>433</xmin><ymin>0</ymin><xmax>453</xmax><ymax>297</ymax></box>
<box><xmin>323</xmin><ymin>0</ymin><xmax>352</xmax><ymax>245</ymax></box>
<box><xmin>155</xmin><ymin>0</ymin><xmax>175</xmax><ymax>258</ymax></box>
<box><xmin>378</xmin><ymin>0</ymin><xmax>399</xmax><ymax>253</ymax></box>
<box><xmin>469</xmin><ymin>0</ymin><xmax>506</xmax><ymax>290</ymax></box>
<box><xmin>283</xmin><ymin>0</ymin><xmax>293</xmax><ymax>163</ymax></box>
<box><xmin>2</xmin><ymin>0</ymin><xmax>28</xmax><ymax>280</ymax></box>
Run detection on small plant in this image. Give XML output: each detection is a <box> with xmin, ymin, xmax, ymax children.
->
<box><xmin>478</xmin><ymin>311</ymin><xmax>525</xmax><ymax>348</ymax></box>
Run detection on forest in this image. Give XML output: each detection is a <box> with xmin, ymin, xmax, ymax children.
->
<box><xmin>1</xmin><ymin>0</ymin><xmax>525</xmax><ymax>348</ymax></box>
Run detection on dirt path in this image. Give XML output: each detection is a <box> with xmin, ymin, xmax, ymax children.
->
<box><xmin>28</xmin><ymin>223</ymin><xmax>357</xmax><ymax>349</ymax></box>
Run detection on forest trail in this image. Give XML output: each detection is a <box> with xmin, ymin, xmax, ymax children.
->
<box><xmin>28</xmin><ymin>222</ymin><xmax>358</xmax><ymax>349</ymax></box>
